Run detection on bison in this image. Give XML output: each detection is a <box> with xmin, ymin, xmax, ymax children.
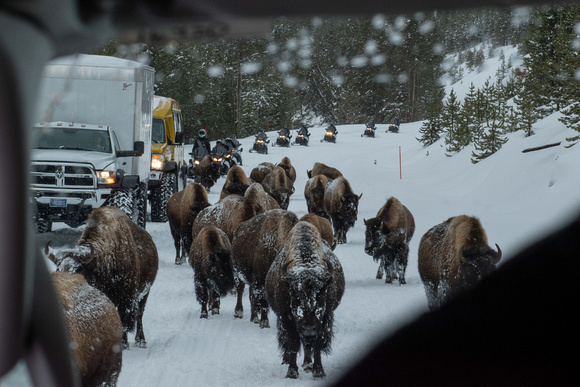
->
<box><xmin>418</xmin><ymin>215</ymin><xmax>502</xmax><ymax>310</ymax></box>
<box><xmin>47</xmin><ymin>206</ymin><xmax>159</xmax><ymax>349</ymax></box>
<box><xmin>244</xmin><ymin>182</ymin><xmax>280</xmax><ymax>212</ymax></box>
<box><xmin>261</xmin><ymin>165</ymin><xmax>294</xmax><ymax>210</ymax></box>
<box><xmin>249</xmin><ymin>162</ymin><xmax>276</xmax><ymax>184</ymax></box>
<box><xmin>167</xmin><ymin>182</ymin><xmax>211</xmax><ymax>264</ymax></box>
<box><xmin>52</xmin><ymin>271</ymin><xmax>123</xmax><ymax>387</ymax></box>
<box><xmin>364</xmin><ymin>197</ymin><xmax>415</xmax><ymax>284</ymax></box>
<box><xmin>299</xmin><ymin>213</ymin><xmax>335</xmax><ymax>250</ymax></box>
<box><xmin>265</xmin><ymin>221</ymin><xmax>345</xmax><ymax>379</ymax></box>
<box><xmin>324</xmin><ymin>176</ymin><xmax>362</xmax><ymax>244</ymax></box>
<box><xmin>306</xmin><ymin>162</ymin><xmax>343</xmax><ymax>180</ymax></box>
<box><xmin>278</xmin><ymin>156</ymin><xmax>297</xmax><ymax>184</ymax></box>
<box><xmin>231</xmin><ymin>209</ymin><xmax>299</xmax><ymax>328</ymax></box>
<box><xmin>189</xmin><ymin>225</ymin><xmax>235</xmax><ymax>318</ymax></box>
<box><xmin>220</xmin><ymin>165</ymin><xmax>251</xmax><ymax>200</ymax></box>
<box><xmin>194</xmin><ymin>154</ymin><xmax>221</xmax><ymax>192</ymax></box>
<box><xmin>192</xmin><ymin>194</ymin><xmax>262</xmax><ymax>242</ymax></box>
<box><xmin>304</xmin><ymin>174</ymin><xmax>331</xmax><ymax>219</ymax></box>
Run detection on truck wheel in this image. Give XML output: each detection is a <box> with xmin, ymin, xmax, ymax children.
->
<box><xmin>136</xmin><ymin>182</ymin><xmax>148</xmax><ymax>229</ymax></box>
<box><xmin>35</xmin><ymin>219</ymin><xmax>52</xmax><ymax>233</ymax></box>
<box><xmin>150</xmin><ymin>172</ymin><xmax>176</xmax><ymax>222</ymax></box>
<box><xmin>104</xmin><ymin>188</ymin><xmax>134</xmax><ymax>218</ymax></box>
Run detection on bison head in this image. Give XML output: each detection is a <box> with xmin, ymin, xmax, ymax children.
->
<box><xmin>363</xmin><ymin>218</ymin><xmax>388</xmax><ymax>257</ymax></box>
<box><xmin>285</xmin><ymin>263</ymin><xmax>333</xmax><ymax>342</ymax></box>
<box><xmin>460</xmin><ymin>243</ymin><xmax>502</xmax><ymax>280</ymax></box>
<box><xmin>45</xmin><ymin>243</ymin><xmax>94</xmax><ymax>275</ymax></box>
<box><xmin>204</xmin><ymin>247</ymin><xmax>235</xmax><ymax>296</ymax></box>
<box><xmin>341</xmin><ymin>193</ymin><xmax>362</xmax><ymax>226</ymax></box>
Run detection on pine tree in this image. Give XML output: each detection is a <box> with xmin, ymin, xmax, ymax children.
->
<box><xmin>513</xmin><ymin>84</ymin><xmax>540</xmax><ymax>136</ymax></box>
<box><xmin>442</xmin><ymin>89</ymin><xmax>463</xmax><ymax>155</ymax></box>
<box><xmin>417</xmin><ymin>101</ymin><xmax>444</xmax><ymax>146</ymax></box>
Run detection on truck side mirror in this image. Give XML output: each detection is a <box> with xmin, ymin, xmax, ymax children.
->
<box><xmin>133</xmin><ymin>141</ymin><xmax>144</xmax><ymax>156</ymax></box>
<box><xmin>175</xmin><ymin>132</ymin><xmax>184</xmax><ymax>144</ymax></box>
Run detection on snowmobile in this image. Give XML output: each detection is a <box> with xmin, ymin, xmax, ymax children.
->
<box><xmin>362</xmin><ymin>122</ymin><xmax>376</xmax><ymax>137</ymax></box>
<box><xmin>249</xmin><ymin>132</ymin><xmax>269</xmax><ymax>154</ymax></box>
<box><xmin>274</xmin><ymin>128</ymin><xmax>291</xmax><ymax>147</ymax></box>
<box><xmin>293</xmin><ymin>127</ymin><xmax>310</xmax><ymax>146</ymax></box>
<box><xmin>211</xmin><ymin>141</ymin><xmax>234</xmax><ymax>176</ymax></box>
<box><xmin>386</xmin><ymin>117</ymin><xmax>400</xmax><ymax>133</ymax></box>
<box><xmin>225</xmin><ymin>136</ymin><xmax>243</xmax><ymax>165</ymax></box>
<box><xmin>321</xmin><ymin>125</ymin><xmax>337</xmax><ymax>143</ymax></box>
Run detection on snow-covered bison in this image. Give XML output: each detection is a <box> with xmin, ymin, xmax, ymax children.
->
<box><xmin>265</xmin><ymin>221</ymin><xmax>345</xmax><ymax>379</ymax></box>
<box><xmin>244</xmin><ymin>182</ymin><xmax>280</xmax><ymax>212</ymax></box>
<box><xmin>278</xmin><ymin>156</ymin><xmax>297</xmax><ymax>184</ymax></box>
<box><xmin>167</xmin><ymin>182</ymin><xmax>211</xmax><ymax>264</ymax></box>
<box><xmin>231</xmin><ymin>209</ymin><xmax>299</xmax><ymax>328</ymax></box>
<box><xmin>306</xmin><ymin>162</ymin><xmax>343</xmax><ymax>180</ymax></box>
<box><xmin>364</xmin><ymin>197</ymin><xmax>415</xmax><ymax>284</ymax></box>
<box><xmin>261</xmin><ymin>165</ymin><xmax>294</xmax><ymax>210</ymax></box>
<box><xmin>189</xmin><ymin>225</ymin><xmax>235</xmax><ymax>318</ymax></box>
<box><xmin>249</xmin><ymin>162</ymin><xmax>276</xmax><ymax>184</ymax></box>
<box><xmin>194</xmin><ymin>154</ymin><xmax>221</xmax><ymax>192</ymax></box>
<box><xmin>220</xmin><ymin>165</ymin><xmax>251</xmax><ymax>200</ymax></box>
<box><xmin>192</xmin><ymin>194</ymin><xmax>262</xmax><ymax>242</ymax></box>
<box><xmin>299</xmin><ymin>213</ymin><xmax>335</xmax><ymax>250</ymax></box>
<box><xmin>304</xmin><ymin>174</ymin><xmax>331</xmax><ymax>219</ymax></box>
<box><xmin>418</xmin><ymin>215</ymin><xmax>502</xmax><ymax>310</ymax></box>
<box><xmin>48</xmin><ymin>206</ymin><xmax>159</xmax><ymax>349</ymax></box>
<box><xmin>52</xmin><ymin>271</ymin><xmax>123</xmax><ymax>387</ymax></box>
<box><xmin>324</xmin><ymin>176</ymin><xmax>362</xmax><ymax>244</ymax></box>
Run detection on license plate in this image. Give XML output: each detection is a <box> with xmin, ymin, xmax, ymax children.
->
<box><xmin>50</xmin><ymin>199</ymin><xmax>67</xmax><ymax>207</ymax></box>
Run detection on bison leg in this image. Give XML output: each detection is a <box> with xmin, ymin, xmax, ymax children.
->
<box><xmin>195</xmin><ymin>278</ymin><xmax>209</xmax><ymax>318</ymax></box>
<box><xmin>234</xmin><ymin>281</ymin><xmax>245</xmax><ymax>319</ymax></box>
<box><xmin>249</xmin><ymin>284</ymin><xmax>260</xmax><ymax>324</ymax></box>
<box><xmin>384</xmin><ymin>258</ymin><xmax>395</xmax><ymax>284</ymax></box>
<box><xmin>170</xmin><ymin>224</ymin><xmax>182</xmax><ymax>264</ymax></box>
<box><xmin>277</xmin><ymin>317</ymin><xmax>300</xmax><ymax>378</ymax></box>
<box><xmin>210</xmin><ymin>289</ymin><xmax>220</xmax><ymax>315</ymax></box>
<box><xmin>395</xmin><ymin>248</ymin><xmax>409</xmax><ymax>285</ymax></box>
<box><xmin>302</xmin><ymin>350</ymin><xmax>313</xmax><ymax>372</ymax></box>
<box><xmin>252</xmin><ymin>284</ymin><xmax>270</xmax><ymax>328</ymax></box>
<box><xmin>376</xmin><ymin>262</ymin><xmax>384</xmax><ymax>279</ymax></box>
<box><xmin>312</xmin><ymin>350</ymin><xmax>326</xmax><ymax>379</ymax></box>
<box><xmin>134</xmin><ymin>292</ymin><xmax>150</xmax><ymax>348</ymax></box>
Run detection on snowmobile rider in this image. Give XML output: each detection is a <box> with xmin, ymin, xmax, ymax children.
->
<box><xmin>327</xmin><ymin>124</ymin><xmax>338</xmax><ymax>134</ymax></box>
<box><xmin>191</xmin><ymin>128</ymin><xmax>211</xmax><ymax>160</ymax></box>
<box><xmin>278</xmin><ymin>127</ymin><xmax>291</xmax><ymax>138</ymax></box>
<box><xmin>366</xmin><ymin>120</ymin><xmax>376</xmax><ymax>130</ymax></box>
<box><xmin>298</xmin><ymin>125</ymin><xmax>310</xmax><ymax>137</ymax></box>
<box><xmin>391</xmin><ymin>116</ymin><xmax>400</xmax><ymax>126</ymax></box>
<box><xmin>255</xmin><ymin>129</ymin><xmax>270</xmax><ymax>143</ymax></box>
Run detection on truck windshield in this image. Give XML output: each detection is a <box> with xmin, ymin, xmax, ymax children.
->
<box><xmin>33</xmin><ymin>126</ymin><xmax>112</xmax><ymax>153</ymax></box>
<box><xmin>152</xmin><ymin>118</ymin><xmax>166</xmax><ymax>143</ymax></box>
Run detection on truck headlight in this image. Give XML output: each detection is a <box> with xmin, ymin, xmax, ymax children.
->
<box><xmin>97</xmin><ymin>170</ymin><xmax>116</xmax><ymax>185</ymax></box>
<box><xmin>151</xmin><ymin>154</ymin><xmax>164</xmax><ymax>171</ymax></box>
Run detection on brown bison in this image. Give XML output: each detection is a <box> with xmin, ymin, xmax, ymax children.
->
<box><xmin>324</xmin><ymin>176</ymin><xmax>362</xmax><ymax>244</ymax></box>
<box><xmin>261</xmin><ymin>165</ymin><xmax>295</xmax><ymax>210</ymax></box>
<box><xmin>249</xmin><ymin>162</ymin><xmax>276</xmax><ymax>184</ymax></box>
<box><xmin>278</xmin><ymin>156</ymin><xmax>297</xmax><ymax>183</ymax></box>
<box><xmin>220</xmin><ymin>165</ymin><xmax>251</xmax><ymax>200</ymax></box>
<box><xmin>189</xmin><ymin>225</ymin><xmax>235</xmax><ymax>318</ymax></box>
<box><xmin>304</xmin><ymin>174</ymin><xmax>331</xmax><ymax>219</ymax></box>
<box><xmin>265</xmin><ymin>221</ymin><xmax>345</xmax><ymax>379</ymax></box>
<box><xmin>47</xmin><ymin>206</ymin><xmax>159</xmax><ymax>349</ymax></box>
<box><xmin>299</xmin><ymin>213</ymin><xmax>335</xmax><ymax>250</ymax></box>
<box><xmin>364</xmin><ymin>197</ymin><xmax>415</xmax><ymax>284</ymax></box>
<box><xmin>231</xmin><ymin>209</ymin><xmax>299</xmax><ymax>328</ymax></box>
<box><xmin>52</xmin><ymin>271</ymin><xmax>123</xmax><ymax>387</ymax></box>
<box><xmin>418</xmin><ymin>215</ymin><xmax>502</xmax><ymax>310</ymax></box>
<box><xmin>192</xmin><ymin>194</ymin><xmax>262</xmax><ymax>242</ymax></box>
<box><xmin>307</xmin><ymin>162</ymin><xmax>343</xmax><ymax>180</ymax></box>
<box><xmin>244</xmin><ymin>182</ymin><xmax>280</xmax><ymax>212</ymax></box>
<box><xmin>167</xmin><ymin>182</ymin><xmax>211</xmax><ymax>264</ymax></box>
<box><xmin>193</xmin><ymin>154</ymin><xmax>221</xmax><ymax>192</ymax></box>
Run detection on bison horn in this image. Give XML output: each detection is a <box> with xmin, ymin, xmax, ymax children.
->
<box><xmin>493</xmin><ymin>243</ymin><xmax>502</xmax><ymax>264</ymax></box>
<box><xmin>44</xmin><ymin>241</ymin><xmax>52</xmax><ymax>255</ymax></box>
<box><xmin>358</xmin><ymin>193</ymin><xmax>363</xmax><ymax>200</ymax></box>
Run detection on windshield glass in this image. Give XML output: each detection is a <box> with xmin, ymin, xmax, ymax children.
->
<box><xmin>152</xmin><ymin>118</ymin><xmax>166</xmax><ymax>143</ymax></box>
<box><xmin>33</xmin><ymin>126</ymin><xmax>112</xmax><ymax>153</ymax></box>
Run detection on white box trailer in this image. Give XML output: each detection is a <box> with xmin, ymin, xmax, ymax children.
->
<box><xmin>31</xmin><ymin>54</ymin><xmax>155</xmax><ymax>230</ymax></box>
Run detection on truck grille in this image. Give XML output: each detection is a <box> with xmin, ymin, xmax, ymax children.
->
<box><xmin>31</xmin><ymin>162</ymin><xmax>96</xmax><ymax>188</ymax></box>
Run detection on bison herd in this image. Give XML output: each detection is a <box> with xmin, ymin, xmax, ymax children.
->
<box><xmin>42</xmin><ymin>152</ymin><xmax>502</xmax><ymax>384</ymax></box>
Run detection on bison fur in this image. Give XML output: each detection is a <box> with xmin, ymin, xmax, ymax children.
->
<box><xmin>304</xmin><ymin>174</ymin><xmax>331</xmax><ymax>219</ymax></box>
<box><xmin>324</xmin><ymin>176</ymin><xmax>362</xmax><ymax>244</ymax></box>
<box><xmin>244</xmin><ymin>182</ymin><xmax>280</xmax><ymax>212</ymax></box>
<box><xmin>220</xmin><ymin>165</ymin><xmax>251</xmax><ymax>200</ymax></box>
<box><xmin>306</xmin><ymin>162</ymin><xmax>343</xmax><ymax>180</ymax></box>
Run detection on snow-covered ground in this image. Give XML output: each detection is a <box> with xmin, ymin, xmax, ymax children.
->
<box><xmin>40</xmin><ymin>46</ymin><xmax>580</xmax><ymax>386</ymax></box>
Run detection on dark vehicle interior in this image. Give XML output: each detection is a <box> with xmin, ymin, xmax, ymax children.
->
<box><xmin>0</xmin><ymin>0</ymin><xmax>575</xmax><ymax>386</ymax></box>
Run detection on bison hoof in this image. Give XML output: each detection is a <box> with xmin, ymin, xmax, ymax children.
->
<box><xmin>302</xmin><ymin>361</ymin><xmax>313</xmax><ymax>373</ymax></box>
<box><xmin>259</xmin><ymin>320</ymin><xmax>270</xmax><ymax>329</ymax></box>
<box><xmin>286</xmin><ymin>367</ymin><xmax>299</xmax><ymax>379</ymax></box>
<box><xmin>376</xmin><ymin>273</ymin><xmax>383</xmax><ymax>279</ymax></box>
<box><xmin>200</xmin><ymin>312</ymin><xmax>208</xmax><ymax>319</ymax></box>
<box><xmin>399</xmin><ymin>278</ymin><xmax>406</xmax><ymax>285</ymax></box>
<box><xmin>313</xmin><ymin>368</ymin><xmax>326</xmax><ymax>379</ymax></box>
<box><xmin>234</xmin><ymin>310</ymin><xmax>243</xmax><ymax>319</ymax></box>
<box><xmin>211</xmin><ymin>308</ymin><xmax>219</xmax><ymax>315</ymax></box>
<box><xmin>134</xmin><ymin>339</ymin><xmax>147</xmax><ymax>349</ymax></box>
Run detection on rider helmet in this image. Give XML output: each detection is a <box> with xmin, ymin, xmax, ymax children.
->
<box><xmin>199</xmin><ymin>129</ymin><xmax>206</xmax><ymax>138</ymax></box>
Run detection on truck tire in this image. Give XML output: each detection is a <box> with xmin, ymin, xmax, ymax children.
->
<box><xmin>104</xmin><ymin>188</ymin><xmax>134</xmax><ymax>218</ymax></box>
<box><xmin>35</xmin><ymin>219</ymin><xmax>52</xmax><ymax>233</ymax></box>
<box><xmin>150</xmin><ymin>172</ymin><xmax>176</xmax><ymax>222</ymax></box>
<box><xmin>136</xmin><ymin>182</ymin><xmax>148</xmax><ymax>229</ymax></box>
